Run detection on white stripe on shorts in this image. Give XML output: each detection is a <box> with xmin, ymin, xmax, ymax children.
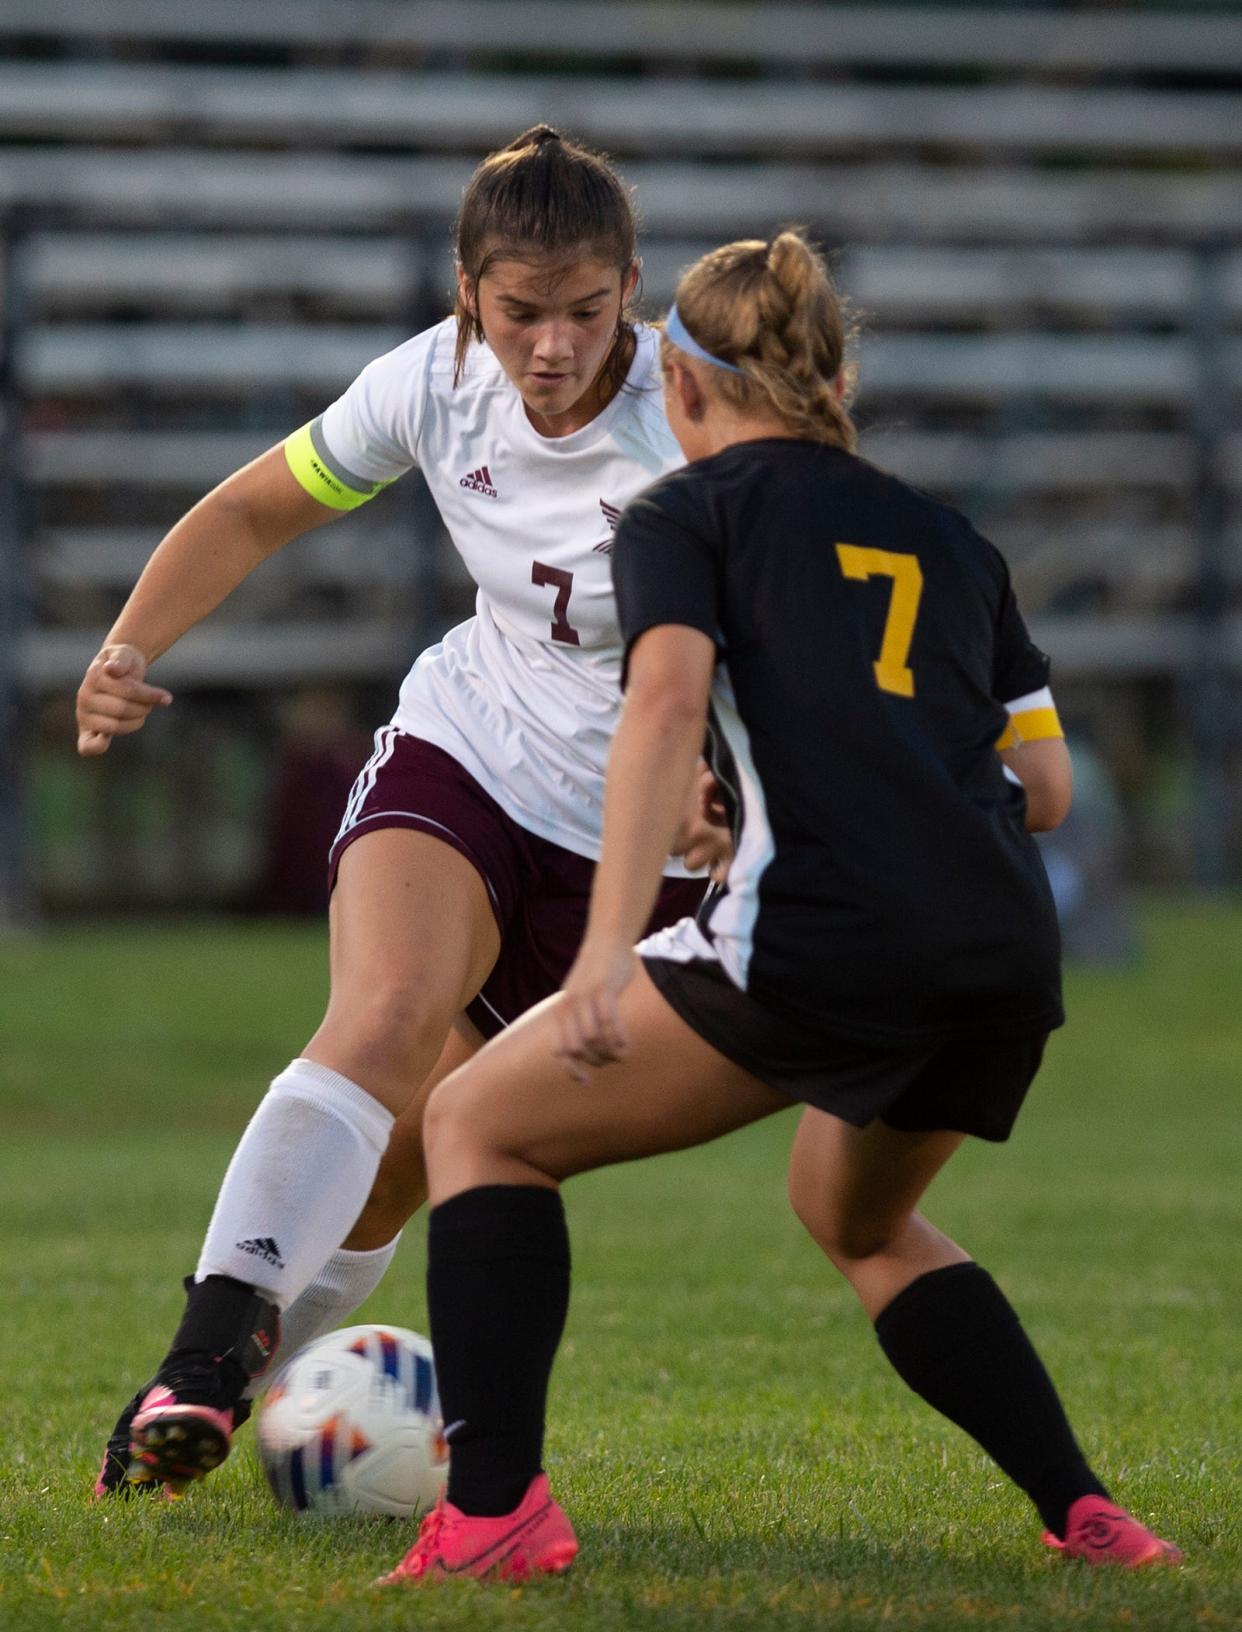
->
<box><xmin>335</xmin><ymin>725</ymin><xmax>398</xmax><ymax>846</ymax></box>
<box><xmin>471</xmin><ymin>987</ymin><xmax>509</xmax><ymax>1030</ymax></box>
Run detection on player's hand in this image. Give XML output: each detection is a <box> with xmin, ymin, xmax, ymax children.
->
<box><xmin>553</xmin><ymin>940</ymin><xmax>638</xmax><ymax>1083</ymax></box>
<box><xmin>75</xmin><ymin>643</ymin><xmax>172</xmax><ymax>756</ymax></box>
<box><xmin>671</xmin><ymin>766</ymin><xmax>733</xmax><ymax>883</ymax></box>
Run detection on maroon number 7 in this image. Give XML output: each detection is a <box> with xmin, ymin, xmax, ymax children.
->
<box><xmin>531</xmin><ymin>561</ymin><xmax>581</xmax><ymax>646</ymax></box>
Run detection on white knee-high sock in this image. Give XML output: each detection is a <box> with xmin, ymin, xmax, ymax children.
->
<box><xmin>243</xmin><ymin>1235</ymin><xmax>403</xmax><ymax>1398</ymax></box>
<box><xmin>196</xmin><ymin>1058</ymin><xmax>394</xmax><ymax>1310</ymax></box>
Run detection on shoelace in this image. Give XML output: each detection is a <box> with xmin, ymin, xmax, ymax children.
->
<box><xmin>405</xmin><ymin>1501</ymin><xmax>452</xmax><ymax>1576</ymax></box>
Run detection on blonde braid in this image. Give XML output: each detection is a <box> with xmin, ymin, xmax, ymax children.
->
<box><xmin>665</xmin><ymin>230</ymin><xmax>857</xmax><ymax>452</ymax></box>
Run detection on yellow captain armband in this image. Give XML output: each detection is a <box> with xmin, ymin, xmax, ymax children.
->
<box><xmin>995</xmin><ymin>687</ymin><xmax>1064</xmax><ymax>752</ymax></box>
<box><xmin>283</xmin><ymin>420</ymin><xmax>392</xmax><ymax>512</ymax></box>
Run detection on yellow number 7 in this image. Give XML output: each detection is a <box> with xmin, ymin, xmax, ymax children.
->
<box><xmin>834</xmin><ymin>544</ymin><xmax>923</xmax><ymax>698</ymax></box>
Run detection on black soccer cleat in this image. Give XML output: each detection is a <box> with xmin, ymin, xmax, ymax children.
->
<box><xmin>94</xmin><ymin>1275</ymin><xmax>274</xmax><ymax>1499</ymax></box>
<box><xmin>94</xmin><ymin>1382</ymin><xmax>160</xmax><ymax>1499</ymax></box>
<box><xmin>94</xmin><ymin>1379</ymin><xmax>253</xmax><ymax>1499</ymax></box>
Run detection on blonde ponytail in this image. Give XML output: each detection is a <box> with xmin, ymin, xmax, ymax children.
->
<box><xmin>665</xmin><ymin>229</ymin><xmax>857</xmax><ymax>452</ymax></box>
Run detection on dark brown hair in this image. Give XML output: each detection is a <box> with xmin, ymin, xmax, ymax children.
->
<box><xmin>667</xmin><ymin>229</ymin><xmax>857</xmax><ymax>452</ymax></box>
<box><xmin>453</xmin><ymin>125</ymin><xmax>639</xmax><ymax>391</ymax></box>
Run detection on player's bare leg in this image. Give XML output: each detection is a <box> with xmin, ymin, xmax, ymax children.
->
<box><xmin>422</xmin><ymin>962</ymin><xmax>788</xmax><ymax>1202</ymax></box>
<box><xmin>785</xmin><ymin>1111</ymin><xmax>967</xmax><ymax>1319</ymax></box>
<box><xmin>101</xmin><ymin>830</ymin><xmax>499</xmax><ymax>1497</ymax></box>
<box><xmin>384</xmin><ymin>965</ymin><xmax>789</xmax><ymax>1583</ymax></box>
<box><xmin>305</xmin><ymin>830</ymin><xmax>498</xmax><ymax>1116</ymax></box>
<box><xmin>786</xmin><ymin>1107</ymin><xmax>1178</xmax><ymax>1564</ymax></box>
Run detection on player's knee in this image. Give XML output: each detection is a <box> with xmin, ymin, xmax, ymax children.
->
<box><xmin>421</xmin><ymin>1075</ymin><xmax>469</xmax><ymax>1166</ymax></box>
<box><xmin>423</xmin><ymin>1071</ymin><xmax>504</xmax><ymax>1173</ymax></box>
<box><xmin>325</xmin><ymin>982</ymin><xmax>452</xmax><ymax>1084</ymax></box>
<box><xmin>832</xmin><ymin>1216</ymin><xmax>902</xmax><ymax>1264</ymax></box>
<box><xmin>788</xmin><ymin>1179</ymin><xmax>897</xmax><ymax>1265</ymax></box>
<box><xmin>787</xmin><ymin>1162</ymin><xmax>838</xmax><ymax>1247</ymax></box>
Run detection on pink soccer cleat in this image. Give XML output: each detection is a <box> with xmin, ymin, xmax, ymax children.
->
<box><xmin>1043</xmin><ymin>1496</ymin><xmax>1182</xmax><ymax>1568</ymax></box>
<box><xmin>378</xmin><ymin>1472</ymin><xmax>578</xmax><ymax>1585</ymax></box>
<box><xmin>126</xmin><ymin>1384</ymin><xmax>237</xmax><ymax>1496</ymax></box>
<box><xmin>95</xmin><ymin>1383</ymin><xmax>254</xmax><ymax>1500</ymax></box>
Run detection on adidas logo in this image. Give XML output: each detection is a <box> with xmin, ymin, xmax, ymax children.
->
<box><xmin>459</xmin><ymin>464</ymin><xmax>498</xmax><ymax>498</ymax></box>
<box><xmin>593</xmin><ymin>497</ymin><xmax>621</xmax><ymax>553</ymax></box>
<box><xmin>235</xmin><ymin>1236</ymin><xmax>285</xmax><ymax>1269</ymax></box>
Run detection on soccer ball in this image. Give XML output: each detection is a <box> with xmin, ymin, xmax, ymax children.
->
<box><xmin>256</xmin><ymin>1324</ymin><xmax>448</xmax><ymax>1517</ymax></box>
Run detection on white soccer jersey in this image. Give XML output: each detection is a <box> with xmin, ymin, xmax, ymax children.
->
<box><xmin>285</xmin><ymin>317</ymin><xmax>685</xmax><ymax>863</ymax></box>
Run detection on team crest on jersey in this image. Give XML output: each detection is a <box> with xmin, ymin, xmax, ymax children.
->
<box><xmin>593</xmin><ymin>498</ymin><xmax>621</xmax><ymax>553</ymax></box>
<box><xmin>460</xmin><ymin>464</ymin><xmax>498</xmax><ymax>498</ymax></box>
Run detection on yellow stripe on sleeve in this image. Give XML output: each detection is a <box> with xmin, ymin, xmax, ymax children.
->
<box><xmin>996</xmin><ymin>706</ymin><xmax>1064</xmax><ymax>750</ymax></box>
<box><xmin>283</xmin><ymin>422</ymin><xmax>386</xmax><ymax>512</ymax></box>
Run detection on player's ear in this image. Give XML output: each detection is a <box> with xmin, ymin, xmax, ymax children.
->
<box><xmin>671</xmin><ymin>358</ymin><xmax>706</xmax><ymax>421</ymax></box>
<box><xmin>456</xmin><ymin>262</ymin><xmax>478</xmax><ymax>320</ymax></box>
<box><xmin>621</xmin><ymin>258</ymin><xmax>641</xmax><ymax>306</ymax></box>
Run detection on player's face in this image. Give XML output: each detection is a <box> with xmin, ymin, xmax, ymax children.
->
<box><xmin>465</xmin><ymin>252</ymin><xmax>637</xmax><ymax>437</ymax></box>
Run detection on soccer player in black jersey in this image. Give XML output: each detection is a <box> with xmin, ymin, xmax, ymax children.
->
<box><xmin>379</xmin><ymin>232</ymin><xmax>1181</xmax><ymax>1584</ymax></box>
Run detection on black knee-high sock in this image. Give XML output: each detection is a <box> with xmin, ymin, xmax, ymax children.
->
<box><xmin>426</xmin><ymin>1184</ymin><xmax>571</xmax><ymax>1517</ymax></box>
<box><xmin>874</xmin><ymin>1262</ymin><xmax>1109</xmax><ymax>1538</ymax></box>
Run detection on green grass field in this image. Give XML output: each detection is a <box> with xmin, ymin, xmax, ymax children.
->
<box><xmin>1</xmin><ymin>901</ymin><xmax>1239</xmax><ymax>1631</ymax></box>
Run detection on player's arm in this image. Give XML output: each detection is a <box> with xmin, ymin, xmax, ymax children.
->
<box><xmin>988</xmin><ymin>555</ymin><xmax>1071</xmax><ymax>833</ymax></box>
<box><xmin>1000</xmin><ymin>739</ymin><xmax>1072</xmax><ymax>833</ymax></box>
<box><xmin>554</xmin><ymin>623</ymin><xmax>716</xmax><ymax>1074</ymax></box>
<box><xmin>996</xmin><ymin>688</ymin><xmax>1072</xmax><ymax>833</ymax></box>
<box><xmin>76</xmin><ymin>446</ymin><xmax>342</xmax><ymax>755</ymax></box>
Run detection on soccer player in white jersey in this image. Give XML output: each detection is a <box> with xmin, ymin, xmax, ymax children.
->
<box><xmin>76</xmin><ymin>126</ymin><xmax>714</xmax><ymax>1496</ymax></box>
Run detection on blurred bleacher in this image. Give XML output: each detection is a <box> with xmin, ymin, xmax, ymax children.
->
<box><xmin>1</xmin><ymin>0</ymin><xmax>1239</xmax><ymax>907</ymax></box>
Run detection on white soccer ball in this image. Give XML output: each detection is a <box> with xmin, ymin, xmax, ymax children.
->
<box><xmin>256</xmin><ymin>1324</ymin><xmax>448</xmax><ymax>1517</ymax></box>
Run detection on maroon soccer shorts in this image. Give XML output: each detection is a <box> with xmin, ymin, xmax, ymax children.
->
<box><xmin>328</xmin><ymin>728</ymin><xmax>705</xmax><ymax>1038</ymax></box>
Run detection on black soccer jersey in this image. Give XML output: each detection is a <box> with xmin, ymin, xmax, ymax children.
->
<box><xmin>613</xmin><ymin>438</ymin><xmax>1063</xmax><ymax>1044</ymax></box>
